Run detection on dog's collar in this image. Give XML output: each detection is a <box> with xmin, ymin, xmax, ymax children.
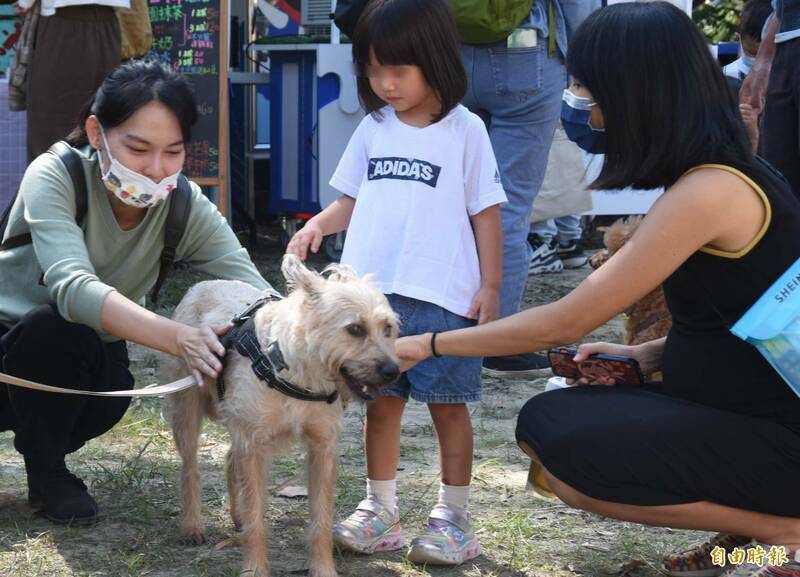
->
<box><xmin>218</xmin><ymin>296</ymin><xmax>339</xmax><ymax>404</ymax></box>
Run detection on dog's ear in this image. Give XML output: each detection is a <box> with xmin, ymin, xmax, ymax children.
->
<box><xmin>282</xmin><ymin>254</ymin><xmax>324</xmax><ymax>296</ymax></box>
<box><xmin>321</xmin><ymin>263</ymin><xmax>358</xmax><ymax>283</ymax></box>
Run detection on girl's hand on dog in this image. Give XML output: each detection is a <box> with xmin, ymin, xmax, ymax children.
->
<box><xmin>468</xmin><ymin>287</ymin><xmax>499</xmax><ymax>325</ymax></box>
<box><xmin>175</xmin><ymin>324</ymin><xmax>231</xmax><ymax>386</ymax></box>
<box><xmin>286</xmin><ymin>222</ymin><xmax>324</xmax><ymax>261</ymax></box>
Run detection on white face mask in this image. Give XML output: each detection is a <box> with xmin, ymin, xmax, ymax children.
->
<box><xmin>99</xmin><ymin>127</ymin><xmax>180</xmax><ymax>208</ymax></box>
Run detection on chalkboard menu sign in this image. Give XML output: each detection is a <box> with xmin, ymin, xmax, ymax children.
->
<box><xmin>148</xmin><ymin>0</ymin><xmax>228</xmax><ymax>213</ymax></box>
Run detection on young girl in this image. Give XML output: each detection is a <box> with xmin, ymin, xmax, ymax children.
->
<box><xmin>286</xmin><ymin>0</ymin><xmax>505</xmax><ymax>566</ymax></box>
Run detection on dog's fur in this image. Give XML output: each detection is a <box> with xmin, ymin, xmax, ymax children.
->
<box><xmin>162</xmin><ymin>255</ymin><xmax>400</xmax><ymax>577</ymax></box>
<box><xmin>590</xmin><ymin>216</ymin><xmax>672</xmax><ymax>377</ymax></box>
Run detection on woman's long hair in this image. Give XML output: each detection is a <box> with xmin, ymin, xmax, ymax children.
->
<box><xmin>67</xmin><ymin>60</ymin><xmax>198</xmax><ymax>147</ymax></box>
<box><xmin>568</xmin><ymin>1</ymin><xmax>753</xmax><ymax>190</ymax></box>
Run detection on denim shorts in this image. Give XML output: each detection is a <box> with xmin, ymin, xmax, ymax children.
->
<box><xmin>382</xmin><ymin>294</ymin><xmax>482</xmax><ymax>404</ymax></box>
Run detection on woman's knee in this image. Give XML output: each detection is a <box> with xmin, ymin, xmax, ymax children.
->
<box><xmin>515</xmin><ymin>393</ymin><xmax>559</xmax><ymax>451</ymax></box>
<box><xmin>539</xmin><ymin>464</ymin><xmax>594</xmax><ymax>510</ymax></box>
<box><xmin>517</xmin><ymin>439</ymin><xmax>541</xmax><ymax>463</ymax></box>
<box><xmin>3</xmin><ymin>304</ymin><xmax>102</xmax><ymax>364</ymax></box>
<box><xmin>21</xmin><ymin>304</ymin><xmax>96</xmax><ymax>340</ymax></box>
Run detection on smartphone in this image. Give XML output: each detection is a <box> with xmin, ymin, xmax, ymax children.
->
<box><xmin>547</xmin><ymin>346</ymin><xmax>644</xmax><ymax>385</ymax></box>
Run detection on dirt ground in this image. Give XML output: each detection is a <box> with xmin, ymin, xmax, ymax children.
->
<box><xmin>0</xmin><ymin>241</ymin><xmax>710</xmax><ymax>577</ymax></box>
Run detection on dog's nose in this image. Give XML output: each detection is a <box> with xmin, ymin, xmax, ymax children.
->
<box><xmin>378</xmin><ymin>362</ymin><xmax>400</xmax><ymax>382</ymax></box>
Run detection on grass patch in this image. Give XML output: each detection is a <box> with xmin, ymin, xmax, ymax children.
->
<box><xmin>0</xmin><ymin>248</ymin><xmax>712</xmax><ymax>576</ymax></box>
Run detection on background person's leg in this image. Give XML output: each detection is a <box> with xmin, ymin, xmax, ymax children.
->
<box><xmin>554</xmin><ymin>214</ymin><xmax>588</xmax><ymax>269</ymax></box>
<box><xmin>462</xmin><ymin>41</ymin><xmax>565</xmax><ymax>377</ymax></box>
<box><xmin>26</xmin><ymin>6</ymin><xmax>121</xmax><ymax>162</ymax></box>
<box><xmin>529</xmin><ymin>219</ymin><xmax>563</xmax><ymax>275</ymax></box>
<box><xmin>477</xmin><ymin>44</ymin><xmax>564</xmax><ymax>318</ymax></box>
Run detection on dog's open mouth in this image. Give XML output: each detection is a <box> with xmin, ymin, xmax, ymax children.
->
<box><xmin>339</xmin><ymin>367</ymin><xmax>378</xmax><ymax>401</ymax></box>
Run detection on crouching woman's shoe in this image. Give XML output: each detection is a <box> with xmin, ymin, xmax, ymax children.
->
<box><xmin>26</xmin><ymin>456</ymin><xmax>100</xmax><ymax>526</ymax></box>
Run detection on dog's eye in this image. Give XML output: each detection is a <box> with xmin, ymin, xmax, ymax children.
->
<box><xmin>383</xmin><ymin>325</ymin><xmax>393</xmax><ymax>337</ymax></box>
<box><xmin>346</xmin><ymin>323</ymin><xmax>367</xmax><ymax>338</ymax></box>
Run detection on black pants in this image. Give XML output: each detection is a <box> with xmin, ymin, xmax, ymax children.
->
<box><xmin>0</xmin><ymin>304</ymin><xmax>133</xmax><ymax>473</ymax></box>
<box><xmin>516</xmin><ymin>385</ymin><xmax>800</xmax><ymax>518</ymax></box>
<box><xmin>761</xmin><ymin>38</ymin><xmax>800</xmax><ymax>197</ymax></box>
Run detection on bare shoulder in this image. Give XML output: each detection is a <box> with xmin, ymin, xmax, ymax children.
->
<box><xmin>646</xmin><ymin>164</ymin><xmax>766</xmax><ymax>253</ymax></box>
<box><xmin>664</xmin><ymin>165</ymin><xmax>759</xmax><ymax>206</ymax></box>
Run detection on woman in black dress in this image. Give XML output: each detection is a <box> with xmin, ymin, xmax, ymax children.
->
<box><xmin>397</xmin><ymin>2</ymin><xmax>800</xmax><ymax>571</ymax></box>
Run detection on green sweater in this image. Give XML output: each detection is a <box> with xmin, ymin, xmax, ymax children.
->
<box><xmin>0</xmin><ymin>147</ymin><xmax>272</xmax><ymax>341</ymax></box>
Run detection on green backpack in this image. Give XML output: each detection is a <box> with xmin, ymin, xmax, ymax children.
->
<box><xmin>450</xmin><ymin>0</ymin><xmax>534</xmax><ymax>44</ymax></box>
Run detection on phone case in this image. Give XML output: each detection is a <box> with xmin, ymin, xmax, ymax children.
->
<box><xmin>547</xmin><ymin>348</ymin><xmax>583</xmax><ymax>380</ymax></box>
<box><xmin>547</xmin><ymin>347</ymin><xmax>644</xmax><ymax>385</ymax></box>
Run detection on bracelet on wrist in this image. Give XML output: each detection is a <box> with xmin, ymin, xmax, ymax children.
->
<box><xmin>430</xmin><ymin>332</ymin><xmax>442</xmax><ymax>358</ymax></box>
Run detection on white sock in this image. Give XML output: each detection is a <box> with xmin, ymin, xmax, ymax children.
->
<box><xmin>366</xmin><ymin>478</ymin><xmax>397</xmax><ymax>513</ymax></box>
<box><xmin>437</xmin><ymin>482</ymin><xmax>470</xmax><ymax>510</ymax></box>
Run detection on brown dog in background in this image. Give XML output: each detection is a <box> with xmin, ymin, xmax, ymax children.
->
<box><xmin>162</xmin><ymin>255</ymin><xmax>400</xmax><ymax>577</ymax></box>
<box><xmin>590</xmin><ymin>216</ymin><xmax>672</xmax><ymax>376</ymax></box>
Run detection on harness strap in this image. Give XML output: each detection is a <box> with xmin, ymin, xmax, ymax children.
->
<box><xmin>217</xmin><ymin>296</ymin><xmax>339</xmax><ymax>404</ymax></box>
<box><xmin>1</xmin><ymin>142</ymin><xmax>86</xmax><ymax>251</ymax></box>
<box><xmin>149</xmin><ymin>175</ymin><xmax>193</xmax><ymax>304</ymax></box>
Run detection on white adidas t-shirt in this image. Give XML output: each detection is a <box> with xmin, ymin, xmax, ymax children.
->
<box><xmin>331</xmin><ymin>105</ymin><xmax>506</xmax><ymax>318</ymax></box>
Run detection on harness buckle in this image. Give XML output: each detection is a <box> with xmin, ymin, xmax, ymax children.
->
<box><xmin>230</xmin><ymin>294</ymin><xmax>280</xmax><ymax>326</ymax></box>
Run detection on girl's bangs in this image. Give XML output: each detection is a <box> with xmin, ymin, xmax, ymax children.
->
<box><xmin>366</xmin><ymin>17</ymin><xmax>419</xmax><ymax>67</ymax></box>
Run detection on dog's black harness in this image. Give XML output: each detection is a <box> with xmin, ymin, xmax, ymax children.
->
<box><xmin>217</xmin><ymin>295</ymin><xmax>339</xmax><ymax>404</ymax></box>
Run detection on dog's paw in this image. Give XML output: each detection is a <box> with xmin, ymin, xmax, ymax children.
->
<box><xmin>179</xmin><ymin>526</ymin><xmax>207</xmax><ymax>545</ymax></box>
<box><xmin>308</xmin><ymin>561</ymin><xmax>338</xmax><ymax>577</ymax></box>
<box><xmin>241</xmin><ymin>561</ymin><xmax>270</xmax><ymax>577</ymax></box>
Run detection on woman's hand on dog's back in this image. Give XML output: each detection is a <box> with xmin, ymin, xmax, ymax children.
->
<box><xmin>174</xmin><ymin>323</ymin><xmax>231</xmax><ymax>386</ymax></box>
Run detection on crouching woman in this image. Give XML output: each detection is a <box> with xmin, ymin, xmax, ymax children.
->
<box><xmin>398</xmin><ymin>3</ymin><xmax>800</xmax><ymax>573</ymax></box>
<box><xmin>0</xmin><ymin>60</ymin><xmax>273</xmax><ymax>525</ymax></box>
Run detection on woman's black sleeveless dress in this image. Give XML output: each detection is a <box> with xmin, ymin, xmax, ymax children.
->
<box><xmin>516</xmin><ymin>159</ymin><xmax>800</xmax><ymax>516</ymax></box>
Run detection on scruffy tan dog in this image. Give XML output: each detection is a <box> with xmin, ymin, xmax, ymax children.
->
<box><xmin>162</xmin><ymin>255</ymin><xmax>400</xmax><ymax>577</ymax></box>
<box><xmin>590</xmin><ymin>215</ymin><xmax>673</xmax><ymax>348</ymax></box>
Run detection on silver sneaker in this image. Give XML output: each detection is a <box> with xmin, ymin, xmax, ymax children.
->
<box><xmin>406</xmin><ymin>504</ymin><xmax>481</xmax><ymax>566</ymax></box>
<box><xmin>333</xmin><ymin>497</ymin><xmax>404</xmax><ymax>554</ymax></box>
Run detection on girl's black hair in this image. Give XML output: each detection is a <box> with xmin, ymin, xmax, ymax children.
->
<box><xmin>67</xmin><ymin>59</ymin><xmax>198</xmax><ymax>147</ymax></box>
<box><xmin>567</xmin><ymin>1</ymin><xmax>753</xmax><ymax>190</ymax></box>
<box><xmin>352</xmin><ymin>0</ymin><xmax>466</xmax><ymax>123</ymax></box>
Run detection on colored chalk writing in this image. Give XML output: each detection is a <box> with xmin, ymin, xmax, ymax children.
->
<box><xmin>148</xmin><ymin>0</ymin><xmax>221</xmax><ymax>180</ymax></box>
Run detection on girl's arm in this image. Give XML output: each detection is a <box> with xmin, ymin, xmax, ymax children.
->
<box><xmin>286</xmin><ymin>195</ymin><xmax>356</xmax><ymax>260</ymax></box>
<box><xmin>398</xmin><ymin>166</ymin><xmax>767</xmax><ymax>367</ymax></box>
<box><xmin>310</xmin><ymin>194</ymin><xmax>357</xmax><ymax>236</ymax></box>
<box><xmin>101</xmin><ymin>290</ymin><xmax>228</xmax><ymax>386</ymax></box>
<box><xmin>288</xmin><ymin>115</ymin><xmax>371</xmax><ymax>259</ymax></box>
<box><xmin>468</xmin><ymin>205</ymin><xmax>502</xmax><ymax>324</ymax></box>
